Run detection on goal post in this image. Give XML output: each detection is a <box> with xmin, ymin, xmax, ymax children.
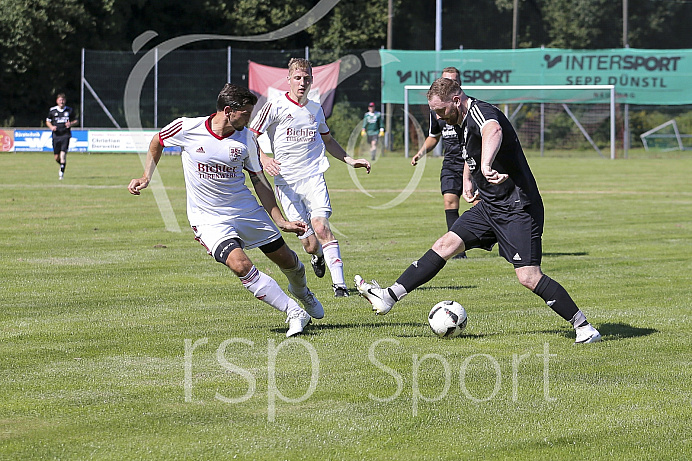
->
<box><xmin>404</xmin><ymin>84</ymin><xmax>616</xmax><ymax>159</ymax></box>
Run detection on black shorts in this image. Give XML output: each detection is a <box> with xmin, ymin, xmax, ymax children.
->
<box><xmin>53</xmin><ymin>135</ymin><xmax>70</xmax><ymax>155</ymax></box>
<box><xmin>440</xmin><ymin>166</ymin><xmax>464</xmax><ymax>196</ymax></box>
<box><xmin>367</xmin><ymin>134</ymin><xmax>378</xmax><ymax>144</ymax></box>
<box><xmin>450</xmin><ymin>200</ymin><xmax>544</xmax><ymax>267</ymax></box>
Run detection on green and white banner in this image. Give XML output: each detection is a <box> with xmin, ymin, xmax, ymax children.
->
<box><xmin>380</xmin><ymin>48</ymin><xmax>692</xmax><ymax>105</ymax></box>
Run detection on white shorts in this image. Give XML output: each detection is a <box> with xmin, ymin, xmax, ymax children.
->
<box><xmin>275</xmin><ymin>174</ymin><xmax>332</xmax><ymax>240</ymax></box>
<box><xmin>191</xmin><ymin>207</ymin><xmax>281</xmax><ymax>255</ymax></box>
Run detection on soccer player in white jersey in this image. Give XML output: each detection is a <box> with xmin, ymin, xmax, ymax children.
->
<box><xmin>250</xmin><ymin>58</ymin><xmax>371</xmax><ymax>297</ymax></box>
<box><xmin>128</xmin><ymin>84</ymin><xmax>323</xmax><ymax>337</ymax></box>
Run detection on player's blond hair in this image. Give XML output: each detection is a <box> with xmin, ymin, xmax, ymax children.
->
<box><xmin>288</xmin><ymin>58</ymin><xmax>312</xmax><ymax>76</ymax></box>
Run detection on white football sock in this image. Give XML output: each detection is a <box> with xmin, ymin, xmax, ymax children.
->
<box><xmin>240</xmin><ymin>266</ymin><xmax>302</xmax><ymax>315</ymax></box>
<box><xmin>389</xmin><ymin>282</ymin><xmax>408</xmax><ymax>302</ymax></box>
<box><xmin>281</xmin><ymin>253</ymin><xmax>308</xmax><ymax>298</ymax></box>
<box><xmin>570</xmin><ymin>310</ymin><xmax>588</xmax><ymax>328</ymax></box>
<box><xmin>322</xmin><ymin>240</ymin><xmax>346</xmax><ymax>287</ymax></box>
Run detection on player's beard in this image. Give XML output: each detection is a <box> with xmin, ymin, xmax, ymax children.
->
<box><xmin>444</xmin><ymin>106</ymin><xmax>461</xmax><ymax>125</ymax></box>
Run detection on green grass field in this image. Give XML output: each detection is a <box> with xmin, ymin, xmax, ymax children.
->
<box><xmin>1</xmin><ymin>151</ymin><xmax>691</xmax><ymax>460</ymax></box>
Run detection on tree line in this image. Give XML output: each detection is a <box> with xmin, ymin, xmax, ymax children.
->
<box><xmin>1</xmin><ymin>0</ymin><xmax>690</xmax><ymax>127</ymax></box>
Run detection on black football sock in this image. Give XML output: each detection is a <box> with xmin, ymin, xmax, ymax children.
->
<box><xmin>60</xmin><ymin>163</ymin><xmax>66</xmax><ymax>173</ymax></box>
<box><xmin>394</xmin><ymin>249</ymin><xmax>447</xmax><ymax>295</ymax></box>
<box><xmin>444</xmin><ymin>209</ymin><xmax>459</xmax><ymax>231</ymax></box>
<box><xmin>533</xmin><ymin>274</ymin><xmax>582</xmax><ymax>323</ymax></box>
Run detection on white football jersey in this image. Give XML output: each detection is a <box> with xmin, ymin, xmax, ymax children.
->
<box><xmin>250</xmin><ymin>93</ymin><xmax>330</xmax><ymax>185</ymax></box>
<box><xmin>159</xmin><ymin>115</ymin><xmax>264</xmax><ymax>225</ymax></box>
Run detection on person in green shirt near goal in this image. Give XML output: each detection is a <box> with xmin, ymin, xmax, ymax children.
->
<box><xmin>361</xmin><ymin>102</ymin><xmax>384</xmax><ymax>160</ymax></box>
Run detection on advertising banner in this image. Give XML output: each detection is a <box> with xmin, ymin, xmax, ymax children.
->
<box><xmin>89</xmin><ymin>130</ymin><xmax>160</xmax><ymax>153</ymax></box>
<box><xmin>380</xmin><ymin>48</ymin><xmax>692</xmax><ymax>105</ymax></box>
<box><xmin>14</xmin><ymin>129</ymin><xmax>88</xmax><ymax>152</ymax></box>
<box><xmin>0</xmin><ymin>129</ymin><xmax>14</xmax><ymax>152</ymax></box>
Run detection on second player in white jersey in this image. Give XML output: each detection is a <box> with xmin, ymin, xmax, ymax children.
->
<box><xmin>250</xmin><ymin>94</ymin><xmax>330</xmax><ymax>185</ymax></box>
<box><xmin>249</xmin><ymin>58</ymin><xmax>371</xmax><ymax>297</ymax></box>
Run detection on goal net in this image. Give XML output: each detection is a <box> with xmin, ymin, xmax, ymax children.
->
<box><xmin>404</xmin><ymin>85</ymin><xmax>616</xmax><ymax>159</ymax></box>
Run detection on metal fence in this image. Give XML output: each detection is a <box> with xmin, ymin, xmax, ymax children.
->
<box><xmin>81</xmin><ymin>47</ymin><xmax>382</xmax><ymax>129</ymax></box>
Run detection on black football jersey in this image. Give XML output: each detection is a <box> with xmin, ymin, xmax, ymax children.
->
<box><xmin>453</xmin><ymin>99</ymin><xmax>541</xmax><ymax>209</ymax></box>
<box><xmin>429</xmin><ymin>111</ymin><xmax>464</xmax><ymax>171</ymax></box>
<box><xmin>47</xmin><ymin>106</ymin><xmax>74</xmax><ymax>136</ymax></box>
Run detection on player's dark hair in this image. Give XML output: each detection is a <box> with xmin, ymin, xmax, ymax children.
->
<box><xmin>217</xmin><ymin>84</ymin><xmax>257</xmax><ymax>111</ymax></box>
<box><xmin>288</xmin><ymin>58</ymin><xmax>312</xmax><ymax>75</ymax></box>
<box><xmin>427</xmin><ymin>78</ymin><xmax>462</xmax><ymax>102</ymax></box>
<box><xmin>441</xmin><ymin>67</ymin><xmax>461</xmax><ymax>84</ymax></box>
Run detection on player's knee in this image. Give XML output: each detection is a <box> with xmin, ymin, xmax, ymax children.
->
<box><xmin>432</xmin><ymin>232</ymin><xmax>464</xmax><ymax>259</ymax></box>
<box><xmin>515</xmin><ymin>267</ymin><xmax>543</xmax><ymax>290</ymax></box>
<box><xmin>214</xmin><ymin>237</ymin><xmax>244</xmax><ymax>266</ymax></box>
<box><xmin>443</xmin><ymin>197</ymin><xmax>460</xmax><ymax>209</ymax></box>
<box><xmin>312</xmin><ymin>221</ymin><xmax>331</xmax><ymax>240</ymax></box>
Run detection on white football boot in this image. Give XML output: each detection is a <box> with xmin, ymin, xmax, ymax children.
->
<box><xmin>285</xmin><ymin>309</ymin><xmax>311</xmax><ymax>337</ymax></box>
<box><xmin>354</xmin><ymin>275</ymin><xmax>395</xmax><ymax>315</ymax></box>
<box><xmin>575</xmin><ymin>324</ymin><xmax>602</xmax><ymax>344</ymax></box>
<box><xmin>288</xmin><ymin>285</ymin><xmax>324</xmax><ymax>319</ymax></box>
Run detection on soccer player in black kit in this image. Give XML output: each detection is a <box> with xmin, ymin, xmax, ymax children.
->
<box><xmin>356</xmin><ymin>77</ymin><xmax>601</xmax><ymax>344</ymax></box>
<box><xmin>46</xmin><ymin>93</ymin><xmax>78</xmax><ymax>180</ymax></box>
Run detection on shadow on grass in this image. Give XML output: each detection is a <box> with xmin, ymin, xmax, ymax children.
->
<box><xmin>416</xmin><ymin>285</ymin><xmax>478</xmax><ymax>291</ymax></box>
<box><xmin>543</xmin><ymin>251</ymin><xmax>588</xmax><ymax>257</ymax></box>
<box><xmin>596</xmin><ymin>322</ymin><xmax>658</xmax><ymax>340</ymax></box>
<box><xmin>396</xmin><ymin>331</ymin><xmax>495</xmax><ymax>339</ymax></box>
<box><xmin>342</xmin><ymin>286</ymin><xmax>477</xmax><ymax>295</ymax></box>
<box><xmin>298</xmin><ymin>321</ymin><xmax>423</xmax><ymax>332</ymax></box>
<box><xmin>550</xmin><ymin>322</ymin><xmax>657</xmax><ymax>341</ymax></box>
<box><xmin>269</xmin><ymin>321</ymin><xmax>420</xmax><ymax>336</ymax></box>
<box><xmin>274</xmin><ymin>321</ymin><xmax>496</xmax><ymax>339</ymax></box>
<box><xmin>272</xmin><ymin>321</ymin><xmax>657</xmax><ymax>340</ymax></box>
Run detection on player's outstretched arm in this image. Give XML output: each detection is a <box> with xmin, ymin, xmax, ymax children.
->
<box><xmin>249</xmin><ymin>172</ymin><xmax>307</xmax><ymax>236</ymax></box>
<box><xmin>128</xmin><ymin>134</ymin><xmax>163</xmax><ymax>195</ymax></box>
<box><xmin>321</xmin><ymin>133</ymin><xmax>371</xmax><ymax>174</ymax></box>
<box><xmin>412</xmin><ymin>135</ymin><xmax>440</xmax><ymax>166</ymax></box>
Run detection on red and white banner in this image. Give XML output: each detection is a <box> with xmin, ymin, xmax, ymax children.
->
<box><xmin>248</xmin><ymin>60</ymin><xmax>341</xmax><ymax>118</ymax></box>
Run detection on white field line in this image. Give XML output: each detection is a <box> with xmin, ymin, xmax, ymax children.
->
<box><xmin>3</xmin><ymin>184</ymin><xmax>692</xmax><ymax>197</ymax></box>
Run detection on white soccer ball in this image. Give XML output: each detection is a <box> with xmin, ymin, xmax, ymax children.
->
<box><xmin>428</xmin><ymin>301</ymin><xmax>468</xmax><ymax>338</ymax></box>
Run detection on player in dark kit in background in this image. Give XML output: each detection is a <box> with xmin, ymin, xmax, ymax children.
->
<box><xmin>356</xmin><ymin>77</ymin><xmax>601</xmax><ymax>344</ymax></box>
<box><xmin>411</xmin><ymin>67</ymin><xmax>473</xmax><ymax>259</ymax></box>
<box><xmin>46</xmin><ymin>94</ymin><xmax>78</xmax><ymax>180</ymax></box>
